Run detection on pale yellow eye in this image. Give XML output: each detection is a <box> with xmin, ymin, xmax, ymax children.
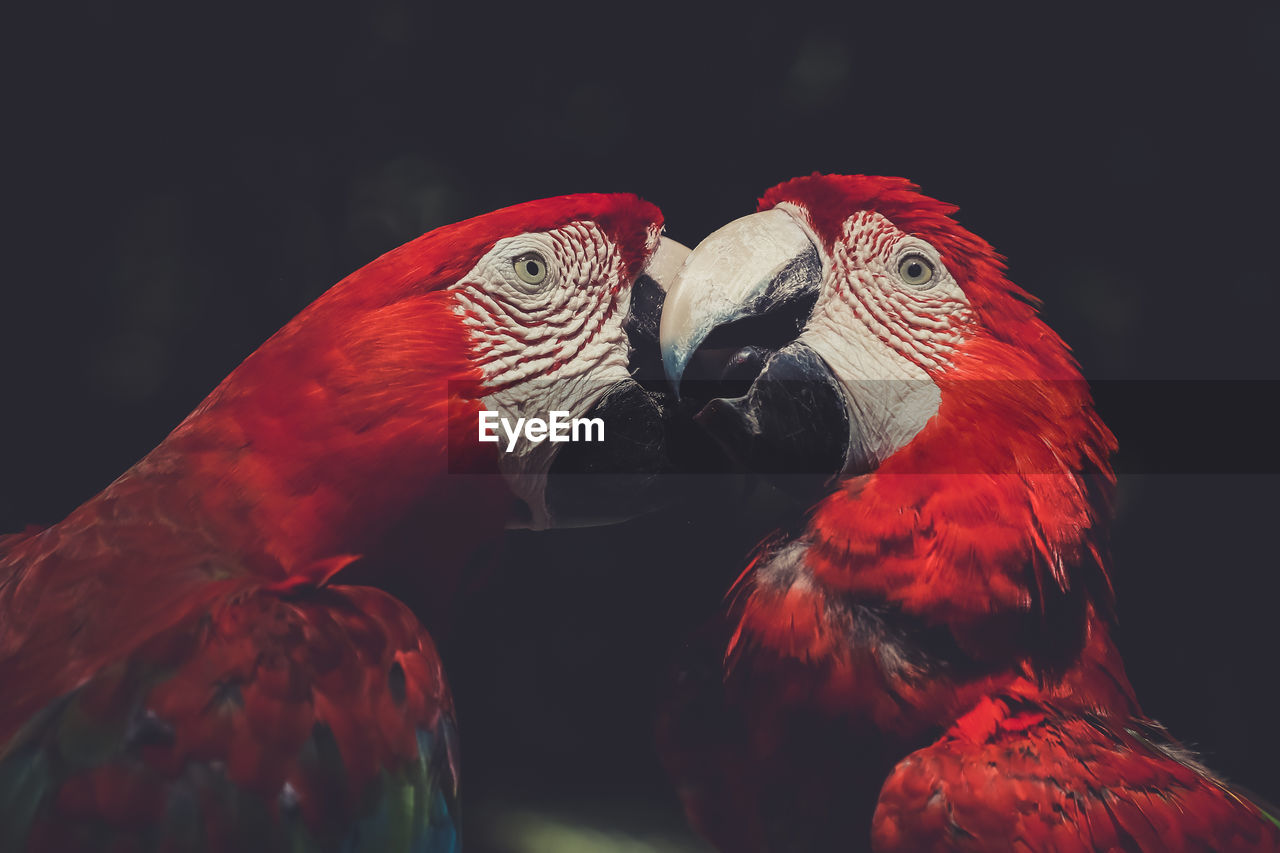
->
<box><xmin>897</xmin><ymin>254</ymin><xmax>935</xmax><ymax>287</ymax></box>
<box><xmin>513</xmin><ymin>253</ymin><xmax>548</xmax><ymax>285</ymax></box>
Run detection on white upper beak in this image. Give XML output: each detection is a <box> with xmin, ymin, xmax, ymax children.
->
<box><xmin>659</xmin><ymin>209</ymin><xmax>816</xmax><ymax>391</ymax></box>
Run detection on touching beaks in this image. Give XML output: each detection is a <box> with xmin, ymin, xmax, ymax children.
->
<box><xmin>657</xmin><ymin>208</ymin><xmax>851</xmax><ymax>494</ymax></box>
<box><xmin>659</xmin><ymin>209</ymin><xmax>821</xmax><ymax>394</ymax></box>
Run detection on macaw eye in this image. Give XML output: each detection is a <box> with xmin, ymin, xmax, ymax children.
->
<box><xmin>513</xmin><ymin>253</ymin><xmax>549</xmax><ymax>286</ymax></box>
<box><xmin>897</xmin><ymin>254</ymin><xmax>935</xmax><ymax>288</ymax></box>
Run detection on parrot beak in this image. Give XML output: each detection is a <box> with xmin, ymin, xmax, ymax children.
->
<box><xmin>539</xmin><ymin>237</ymin><xmax>698</xmax><ymax>528</ymax></box>
<box><xmin>661</xmin><ymin>209</ymin><xmax>819</xmax><ymax>392</ymax></box>
<box><xmin>659</xmin><ymin>211</ymin><xmax>850</xmax><ymax>489</ymax></box>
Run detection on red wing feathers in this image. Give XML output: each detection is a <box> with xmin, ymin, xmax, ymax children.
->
<box><xmin>872</xmin><ymin>695</ymin><xmax>1280</xmax><ymax>852</ymax></box>
<box><xmin>4</xmin><ymin>582</ymin><xmax>458</xmax><ymax>851</ymax></box>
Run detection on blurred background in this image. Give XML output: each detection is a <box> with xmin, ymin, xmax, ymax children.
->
<box><xmin>3</xmin><ymin>1</ymin><xmax>1278</xmax><ymax>849</ymax></box>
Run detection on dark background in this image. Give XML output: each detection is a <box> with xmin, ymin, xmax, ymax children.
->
<box><xmin>3</xmin><ymin>2</ymin><xmax>1278</xmax><ymax>849</ymax></box>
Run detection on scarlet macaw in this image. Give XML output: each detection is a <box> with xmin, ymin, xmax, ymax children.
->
<box><xmin>658</xmin><ymin>174</ymin><xmax>1280</xmax><ymax>851</ymax></box>
<box><xmin>0</xmin><ymin>193</ymin><xmax>684</xmax><ymax>851</ymax></box>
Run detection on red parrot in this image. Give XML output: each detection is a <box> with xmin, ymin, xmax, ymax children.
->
<box><xmin>657</xmin><ymin>174</ymin><xmax>1280</xmax><ymax>851</ymax></box>
<box><xmin>0</xmin><ymin>193</ymin><xmax>683</xmax><ymax>851</ymax></box>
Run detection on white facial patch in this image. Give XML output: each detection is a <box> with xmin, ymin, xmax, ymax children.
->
<box><xmin>794</xmin><ymin>209</ymin><xmax>975</xmax><ymax>471</ymax></box>
<box><xmin>449</xmin><ymin>220</ymin><xmax>633</xmax><ymax>528</ymax></box>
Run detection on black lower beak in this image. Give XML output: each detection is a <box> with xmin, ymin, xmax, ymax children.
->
<box><xmin>689</xmin><ymin>342</ymin><xmax>849</xmax><ymax>499</ymax></box>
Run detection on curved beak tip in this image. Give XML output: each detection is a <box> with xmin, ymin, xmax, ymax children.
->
<box><xmin>661</xmin><ymin>341</ymin><xmax>689</xmax><ymax>399</ymax></box>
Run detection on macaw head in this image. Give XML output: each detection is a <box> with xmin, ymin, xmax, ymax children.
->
<box><xmin>422</xmin><ymin>193</ymin><xmax>689</xmax><ymax>529</ymax></box>
<box><xmin>189</xmin><ymin>193</ymin><xmax>687</xmax><ymax>556</ymax></box>
<box><xmin>660</xmin><ymin>174</ymin><xmax>1116</xmax><ymax>659</ymax></box>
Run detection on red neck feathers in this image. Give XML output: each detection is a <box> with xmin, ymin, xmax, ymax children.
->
<box><xmin>732</xmin><ymin>339</ymin><xmax>1137</xmax><ymax>740</ymax></box>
